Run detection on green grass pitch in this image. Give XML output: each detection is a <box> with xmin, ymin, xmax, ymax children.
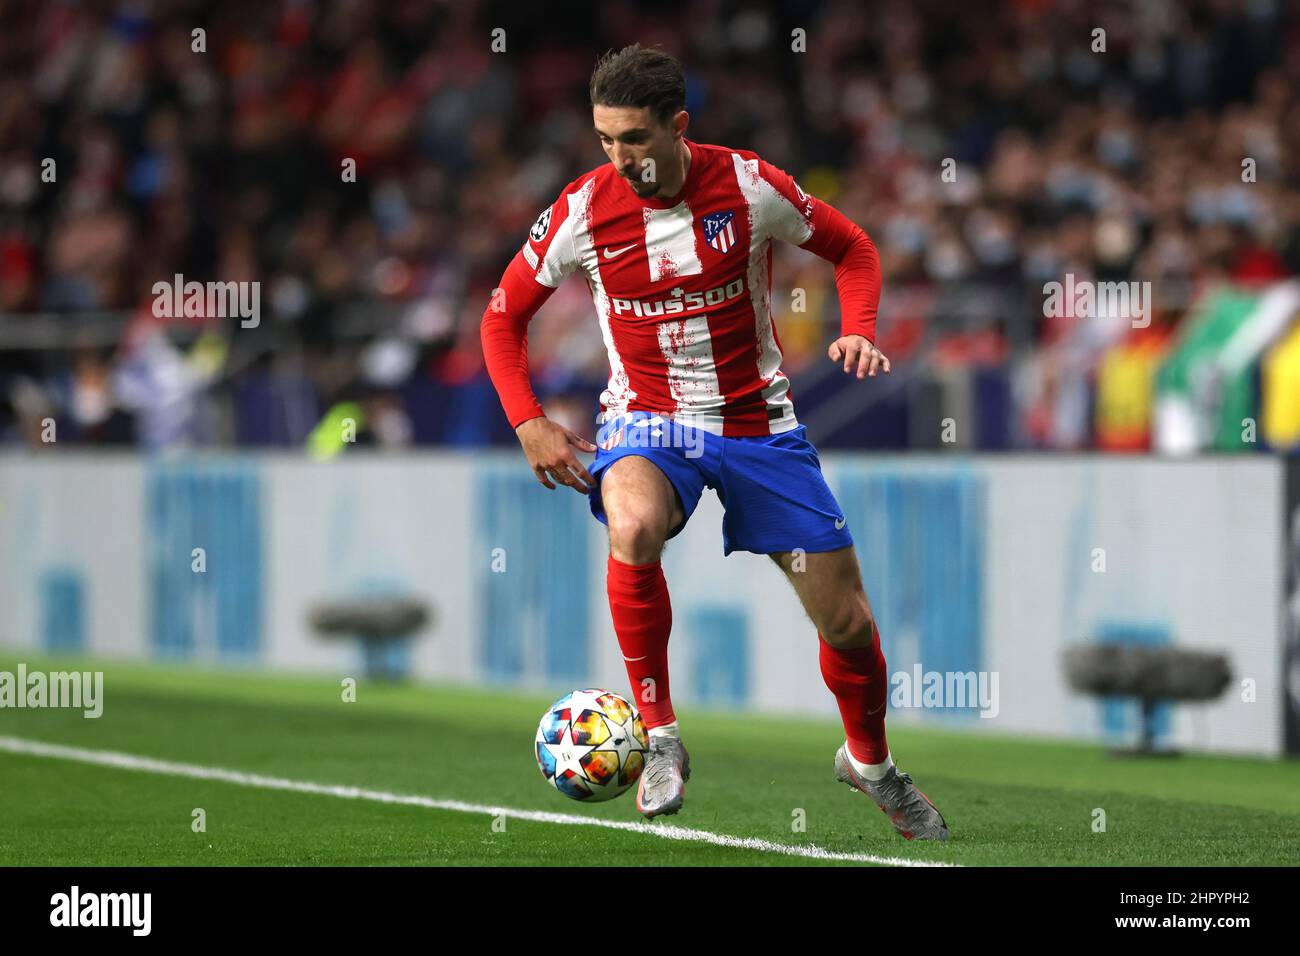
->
<box><xmin>1</xmin><ymin>654</ymin><xmax>1297</xmax><ymax>866</ymax></box>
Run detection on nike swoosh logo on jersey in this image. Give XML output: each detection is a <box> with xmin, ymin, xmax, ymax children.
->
<box><xmin>603</xmin><ymin>244</ymin><xmax>638</xmax><ymax>259</ymax></box>
<box><xmin>834</xmin><ymin>516</ymin><xmax>847</xmax><ymax>529</ymax></box>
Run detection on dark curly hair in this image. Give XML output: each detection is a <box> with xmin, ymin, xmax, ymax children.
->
<box><xmin>589</xmin><ymin>44</ymin><xmax>686</xmax><ymax>127</ymax></box>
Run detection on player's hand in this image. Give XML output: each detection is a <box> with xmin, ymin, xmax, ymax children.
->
<box><xmin>515</xmin><ymin>417</ymin><xmax>599</xmax><ymax>494</ymax></box>
<box><xmin>828</xmin><ymin>335</ymin><xmax>891</xmax><ymax>379</ymax></box>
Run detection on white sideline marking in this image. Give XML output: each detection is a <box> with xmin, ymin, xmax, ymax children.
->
<box><xmin>0</xmin><ymin>735</ymin><xmax>955</xmax><ymax>867</ymax></box>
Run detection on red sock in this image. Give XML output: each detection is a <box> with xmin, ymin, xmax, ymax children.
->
<box><xmin>819</xmin><ymin>620</ymin><xmax>890</xmax><ymax>763</ymax></box>
<box><xmin>607</xmin><ymin>555</ymin><xmax>675</xmax><ymax>728</ymax></box>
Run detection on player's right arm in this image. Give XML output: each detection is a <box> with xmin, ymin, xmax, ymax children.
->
<box><xmin>480</xmin><ymin>189</ymin><xmax>598</xmax><ymax>494</ymax></box>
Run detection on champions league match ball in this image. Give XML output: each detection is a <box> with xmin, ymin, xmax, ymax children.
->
<box><xmin>535</xmin><ymin>689</ymin><xmax>649</xmax><ymax>801</ymax></box>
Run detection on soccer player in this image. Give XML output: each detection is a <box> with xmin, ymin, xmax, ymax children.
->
<box><xmin>481</xmin><ymin>44</ymin><xmax>948</xmax><ymax>840</ymax></box>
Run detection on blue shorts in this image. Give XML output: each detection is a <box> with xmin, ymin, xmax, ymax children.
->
<box><xmin>586</xmin><ymin>411</ymin><xmax>853</xmax><ymax>557</ymax></box>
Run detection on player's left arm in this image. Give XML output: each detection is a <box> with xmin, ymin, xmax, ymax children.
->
<box><xmin>755</xmin><ymin>158</ymin><xmax>889</xmax><ymax>379</ymax></box>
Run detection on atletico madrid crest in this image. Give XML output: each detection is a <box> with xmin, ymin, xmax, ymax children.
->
<box><xmin>701</xmin><ymin>210</ymin><xmax>737</xmax><ymax>254</ymax></box>
<box><xmin>597</xmin><ymin>424</ymin><xmax>626</xmax><ymax>451</ymax></box>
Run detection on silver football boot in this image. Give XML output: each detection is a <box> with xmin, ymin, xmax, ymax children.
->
<box><xmin>834</xmin><ymin>744</ymin><xmax>950</xmax><ymax>840</ymax></box>
<box><xmin>636</xmin><ymin>735</ymin><xmax>691</xmax><ymax>819</ymax></box>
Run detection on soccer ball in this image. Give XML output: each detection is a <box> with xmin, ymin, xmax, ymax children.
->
<box><xmin>535</xmin><ymin>688</ymin><xmax>649</xmax><ymax>801</ymax></box>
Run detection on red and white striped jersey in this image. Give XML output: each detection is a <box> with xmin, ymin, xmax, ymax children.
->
<box><xmin>482</xmin><ymin>138</ymin><xmax>881</xmax><ymax>437</ymax></box>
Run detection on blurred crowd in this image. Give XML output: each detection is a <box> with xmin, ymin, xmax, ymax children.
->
<box><xmin>0</xmin><ymin>0</ymin><xmax>1297</xmax><ymax>451</ymax></box>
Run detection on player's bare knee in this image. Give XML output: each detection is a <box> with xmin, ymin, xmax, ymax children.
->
<box><xmin>607</xmin><ymin>509</ymin><xmax>667</xmax><ymax>564</ymax></box>
<box><xmin>819</xmin><ymin>599</ymin><xmax>875</xmax><ymax>650</ymax></box>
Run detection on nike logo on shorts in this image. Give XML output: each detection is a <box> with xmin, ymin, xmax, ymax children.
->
<box><xmin>834</xmin><ymin>516</ymin><xmax>847</xmax><ymax>529</ymax></box>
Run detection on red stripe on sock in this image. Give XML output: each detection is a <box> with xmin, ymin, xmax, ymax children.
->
<box><xmin>819</xmin><ymin>620</ymin><xmax>890</xmax><ymax>764</ymax></box>
<box><xmin>607</xmin><ymin>554</ymin><xmax>675</xmax><ymax>728</ymax></box>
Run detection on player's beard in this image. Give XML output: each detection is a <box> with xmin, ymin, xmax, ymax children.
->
<box><xmin>625</xmin><ymin>174</ymin><xmax>659</xmax><ymax>198</ymax></box>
